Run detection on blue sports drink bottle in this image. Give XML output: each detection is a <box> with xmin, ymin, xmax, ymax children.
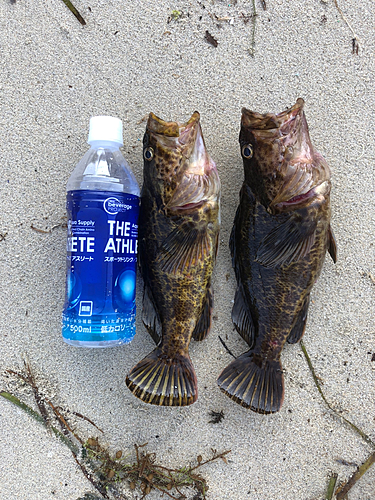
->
<box><xmin>62</xmin><ymin>116</ymin><xmax>140</xmax><ymax>347</ymax></box>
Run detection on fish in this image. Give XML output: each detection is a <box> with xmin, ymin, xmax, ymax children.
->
<box><xmin>126</xmin><ymin>111</ymin><xmax>221</xmax><ymax>406</ymax></box>
<box><xmin>217</xmin><ymin>98</ymin><xmax>337</xmax><ymax>414</ymax></box>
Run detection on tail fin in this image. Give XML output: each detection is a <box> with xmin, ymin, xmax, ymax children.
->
<box><xmin>126</xmin><ymin>348</ymin><xmax>198</xmax><ymax>406</ymax></box>
<box><xmin>217</xmin><ymin>351</ymin><xmax>284</xmax><ymax>414</ymax></box>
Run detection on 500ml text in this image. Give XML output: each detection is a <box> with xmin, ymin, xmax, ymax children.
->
<box><xmin>69</xmin><ymin>325</ymin><xmax>92</xmax><ymax>334</ymax></box>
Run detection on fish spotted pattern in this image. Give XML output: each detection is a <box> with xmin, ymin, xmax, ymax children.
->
<box><xmin>126</xmin><ymin>111</ymin><xmax>220</xmax><ymax>406</ymax></box>
<box><xmin>217</xmin><ymin>98</ymin><xmax>337</xmax><ymax>414</ymax></box>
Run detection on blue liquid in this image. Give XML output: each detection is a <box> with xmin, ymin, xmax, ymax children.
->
<box><xmin>62</xmin><ymin>190</ymin><xmax>139</xmax><ymax>347</ymax></box>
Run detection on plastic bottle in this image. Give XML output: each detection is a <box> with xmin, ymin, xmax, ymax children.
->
<box><xmin>62</xmin><ymin>116</ymin><xmax>140</xmax><ymax>347</ymax></box>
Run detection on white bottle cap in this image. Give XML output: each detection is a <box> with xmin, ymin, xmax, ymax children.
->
<box><xmin>87</xmin><ymin>116</ymin><xmax>123</xmax><ymax>146</ymax></box>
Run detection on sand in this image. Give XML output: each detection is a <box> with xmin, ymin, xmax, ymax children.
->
<box><xmin>0</xmin><ymin>0</ymin><xmax>374</xmax><ymax>499</ymax></box>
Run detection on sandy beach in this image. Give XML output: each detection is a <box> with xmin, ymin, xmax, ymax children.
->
<box><xmin>0</xmin><ymin>1</ymin><xmax>374</xmax><ymax>499</ymax></box>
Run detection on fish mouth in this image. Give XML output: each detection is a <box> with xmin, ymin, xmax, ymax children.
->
<box><xmin>147</xmin><ymin>111</ymin><xmax>200</xmax><ymax>139</ymax></box>
<box><xmin>146</xmin><ymin>111</ymin><xmax>205</xmax><ymax>166</ymax></box>
<box><xmin>167</xmin><ymin>121</ymin><xmax>220</xmax><ymax>210</ymax></box>
<box><xmin>241</xmin><ymin>98</ymin><xmax>331</xmax><ymax>209</ymax></box>
<box><xmin>241</xmin><ymin>98</ymin><xmax>305</xmax><ymax>133</ymax></box>
<box><xmin>146</xmin><ymin>111</ymin><xmax>220</xmax><ymax>211</ymax></box>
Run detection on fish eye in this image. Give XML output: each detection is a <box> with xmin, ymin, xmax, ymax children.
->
<box><xmin>144</xmin><ymin>147</ymin><xmax>154</xmax><ymax>161</ymax></box>
<box><xmin>242</xmin><ymin>144</ymin><xmax>253</xmax><ymax>159</ymax></box>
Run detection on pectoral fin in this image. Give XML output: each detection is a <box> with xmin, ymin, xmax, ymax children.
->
<box><xmin>192</xmin><ymin>285</ymin><xmax>213</xmax><ymax>341</ymax></box>
<box><xmin>157</xmin><ymin>222</ymin><xmax>212</xmax><ymax>275</ymax></box>
<box><xmin>256</xmin><ymin>214</ymin><xmax>317</xmax><ymax>268</ymax></box>
<box><xmin>327</xmin><ymin>225</ymin><xmax>337</xmax><ymax>263</ymax></box>
<box><xmin>142</xmin><ymin>285</ymin><xmax>162</xmax><ymax>345</ymax></box>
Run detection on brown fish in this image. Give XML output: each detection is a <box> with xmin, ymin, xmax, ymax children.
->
<box><xmin>217</xmin><ymin>98</ymin><xmax>337</xmax><ymax>414</ymax></box>
<box><xmin>126</xmin><ymin>111</ymin><xmax>220</xmax><ymax>406</ymax></box>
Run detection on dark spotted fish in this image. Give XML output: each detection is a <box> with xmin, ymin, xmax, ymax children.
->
<box><xmin>126</xmin><ymin>111</ymin><xmax>220</xmax><ymax>406</ymax></box>
<box><xmin>217</xmin><ymin>98</ymin><xmax>337</xmax><ymax>414</ymax></box>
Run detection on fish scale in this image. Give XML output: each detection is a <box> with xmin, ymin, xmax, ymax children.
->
<box><xmin>126</xmin><ymin>111</ymin><xmax>220</xmax><ymax>407</ymax></box>
<box><xmin>217</xmin><ymin>98</ymin><xmax>337</xmax><ymax>414</ymax></box>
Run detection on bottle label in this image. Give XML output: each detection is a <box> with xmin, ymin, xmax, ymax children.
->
<box><xmin>62</xmin><ymin>190</ymin><xmax>140</xmax><ymax>344</ymax></box>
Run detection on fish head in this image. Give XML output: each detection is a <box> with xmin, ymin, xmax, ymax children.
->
<box><xmin>143</xmin><ymin>111</ymin><xmax>220</xmax><ymax>213</ymax></box>
<box><xmin>240</xmin><ymin>98</ymin><xmax>330</xmax><ymax>213</ymax></box>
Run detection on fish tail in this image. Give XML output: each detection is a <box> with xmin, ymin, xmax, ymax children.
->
<box><xmin>217</xmin><ymin>351</ymin><xmax>284</xmax><ymax>414</ymax></box>
<box><xmin>126</xmin><ymin>348</ymin><xmax>198</xmax><ymax>406</ymax></box>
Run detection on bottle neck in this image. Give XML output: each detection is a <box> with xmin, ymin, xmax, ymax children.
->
<box><xmin>88</xmin><ymin>140</ymin><xmax>122</xmax><ymax>150</ymax></box>
<box><xmin>67</xmin><ymin>142</ymin><xmax>139</xmax><ymax>195</ymax></box>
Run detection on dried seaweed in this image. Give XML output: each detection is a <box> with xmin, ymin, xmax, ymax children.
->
<box><xmin>31</xmin><ymin>218</ymin><xmax>67</xmax><ymax>234</ymax></box>
<box><xmin>2</xmin><ymin>360</ymin><xmax>230</xmax><ymax>500</ymax></box>
<box><xmin>7</xmin><ymin>359</ymin><xmax>51</xmax><ymax>427</ymax></box>
<box><xmin>61</xmin><ymin>0</ymin><xmax>86</xmax><ymax>26</ymax></box>
<box><xmin>301</xmin><ymin>342</ymin><xmax>375</xmax><ymax>498</ymax></box>
<box><xmin>248</xmin><ymin>0</ymin><xmax>258</xmax><ymax>57</ymax></box>
<box><xmin>333</xmin><ymin>0</ymin><xmax>359</xmax><ymax>52</ymax></box>
<box><xmin>335</xmin><ymin>452</ymin><xmax>375</xmax><ymax>499</ymax></box>
<box><xmin>300</xmin><ymin>341</ymin><xmax>375</xmax><ymax>449</ymax></box>
<box><xmin>218</xmin><ymin>335</ymin><xmax>236</xmax><ymax>359</ymax></box>
<box><xmin>325</xmin><ymin>472</ymin><xmax>337</xmax><ymax>500</ymax></box>
<box><xmin>0</xmin><ymin>391</ymin><xmax>79</xmax><ymax>455</ymax></box>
